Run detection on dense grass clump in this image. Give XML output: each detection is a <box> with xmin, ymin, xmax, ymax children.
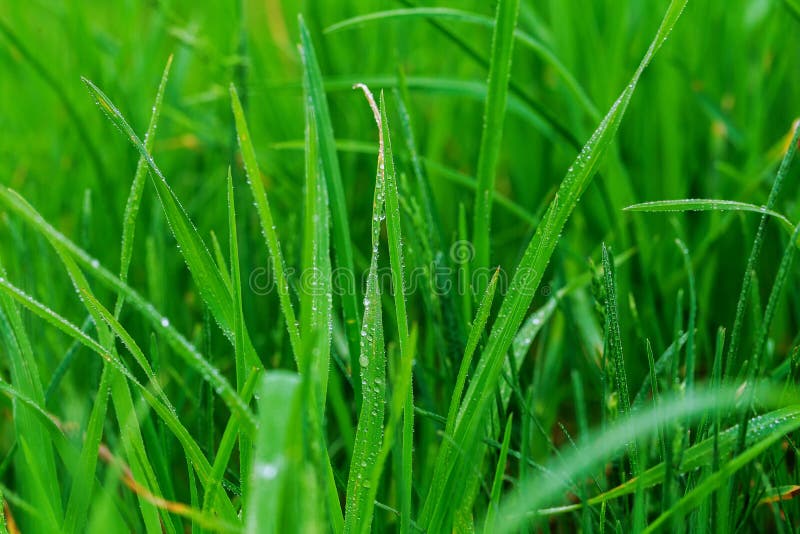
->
<box><xmin>1</xmin><ymin>0</ymin><xmax>800</xmax><ymax>532</ymax></box>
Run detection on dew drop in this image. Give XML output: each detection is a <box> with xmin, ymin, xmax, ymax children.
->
<box><xmin>255</xmin><ymin>462</ymin><xmax>279</xmax><ymax>480</ymax></box>
<box><xmin>160</xmin><ymin>317</ymin><xmax>170</xmax><ymax>328</ymax></box>
<box><xmin>359</xmin><ymin>355</ymin><xmax>370</xmax><ymax>367</ymax></box>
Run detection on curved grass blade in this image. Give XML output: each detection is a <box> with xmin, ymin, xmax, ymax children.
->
<box><xmin>624</xmin><ymin>199</ymin><xmax>794</xmax><ymax>234</ymax></box>
<box><xmin>343</xmin><ymin>85</ymin><xmax>388</xmax><ymax>534</ymax></box>
<box><xmin>472</xmin><ymin>0</ymin><xmax>521</xmax><ymax>286</ymax></box>
<box><xmin>492</xmin><ymin>386</ymin><xmax>799</xmax><ymax>533</ymax></box>
<box><xmin>326</xmin><ymin>7</ymin><xmax>598</xmax><ymax>120</ymax></box>
<box><xmin>230</xmin><ymin>84</ymin><xmax>301</xmax><ymax>360</ymax></box>
<box><xmin>644</xmin><ymin>407</ymin><xmax>800</xmax><ymax>532</ymax></box>
<box><xmin>0</xmin><ymin>186</ymin><xmax>254</xmax><ymax>432</ymax></box>
<box><xmin>81</xmin><ymin>77</ymin><xmax>259</xmax><ymax>372</ymax></box>
<box><xmin>532</xmin><ymin>405</ymin><xmax>800</xmax><ymax>514</ymax></box>
<box><xmin>420</xmin><ymin>2</ymin><xmax>689</xmax><ymax>530</ymax></box>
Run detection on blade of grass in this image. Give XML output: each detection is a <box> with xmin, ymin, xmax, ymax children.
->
<box><xmin>299</xmin><ymin>16</ymin><xmax>363</xmax><ymax>403</ymax></box>
<box><xmin>230</xmin><ymin>83</ymin><xmax>301</xmax><ymax>360</ymax></box>
<box><xmin>114</xmin><ymin>54</ymin><xmax>173</xmax><ymax>317</ymax></box>
<box><xmin>63</xmin><ymin>366</ymin><xmax>112</xmax><ymax>534</ymax></box>
<box><xmin>472</xmin><ymin>0</ymin><xmax>520</xmax><ymax>283</ymax></box>
<box><xmin>602</xmin><ymin>244</ymin><xmax>638</xmax><ymax>473</ymax></box>
<box><xmin>484</xmin><ymin>414</ymin><xmax>513</xmax><ymax>530</ymax></box>
<box><xmin>723</xmin><ymin>120</ymin><xmax>800</xmax><ymax>379</ymax></box>
<box><xmin>644</xmin><ymin>409</ymin><xmax>800</xmax><ymax>532</ymax></box>
<box><xmin>343</xmin><ymin>84</ymin><xmax>388</xmax><ymax>534</ymax></box>
<box><xmin>624</xmin><ymin>199</ymin><xmax>795</xmax><ymax>235</ymax></box>
<box><xmin>377</xmin><ymin>89</ymin><xmax>414</xmax><ymax>534</ymax></box>
<box><xmin>493</xmin><ymin>387</ymin><xmax>799</xmax><ymax>532</ymax></box>
<box><xmin>245</xmin><ymin>371</ymin><xmax>302</xmax><ymax>534</ymax></box>
<box><xmin>420</xmin><ymin>2</ymin><xmax>688</xmax><ymax>529</ymax></box>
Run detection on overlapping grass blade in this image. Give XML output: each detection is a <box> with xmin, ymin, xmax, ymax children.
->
<box><xmin>420</xmin><ymin>2</ymin><xmax>689</xmax><ymax>530</ymax></box>
<box><xmin>343</xmin><ymin>85</ymin><xmax>388</xmax><ymax>534</ymax></box>
<box><xmin>644</xmin><ymin>407</ymin><xmax>800</xmax><ymax>531</ymax></box>
<box><xmin>492</xmin><ymin>386</ymin><xmax>798</xmax><ymax>533</ymax></box>
<box><xmin>81</xmin><ymin>77</ymin><xmax>261</xmax><ymax>375</ymax></box>
<box><xmin>115</xmin><ymin>54</ymin><xmax>173</xmax><ymax>317</ymax></box>
<box><xmin>0</xmin><ymin>287</ymin><xmax>63</xmax><ymax>529</ymax></box>
<box><xmin>327</xmin><ymin>7</ymin><xmax>598</xmax><ymax>120</ymax></box>
<box><xmin>472</xmin><ymin>0</ymin><xmax>520</xmax><ymax>284</ymax></box>
<box><xmin>0</xmin><ymin>186</ymin><xmax>254</xmax><ymax>431</ymax></box>
<box><xmin>298</xmin><ymin>17</ymin><xmax>363</xmax><ymax>399</ymax></box>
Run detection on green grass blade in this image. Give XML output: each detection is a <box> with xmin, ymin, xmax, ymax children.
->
<box><xmin>227</xmin><ymin>166</ymin><xmax>251</xmax><ymax>502</ymax></box>
<box><xmin>245</xmin><ymin>371</ymin><xmax>302</xmax><ymax>534</ymax></box>
<box><xmin>602</xmin><ymin>244</ymin><xmax>637</xmax><ymax>473</ymax></box>
<box><xmin>115</xmin><ymin>54</ymin><xmax>173</xmax><ymax>317</ymax></box>
<box><xmin>472</xmin><ymin>0</ymin><xmax>520</xmax><ymax>281</ymax></box>
<box><xmin>63</xmin><ymin>366</ymin><xmax>112</xmax><ymax>534</ymax></box>
<box><xmin>724</xmin><ymin>121</ymin><xmax>800</xmax><ymax>378</ymax></box>
<box><xmin>0</xmin><ymin>293</ymin><xmax>63</xmax><ymax>527</ymax></box>
<box><xmin>643</xmin><ymin>409</ymin><xmax>800</xmax><ymax>532</ymax></box>
<box><xmin>81</xmin><ymin>77</ymin><xmax>245</xmax><ymax>352</ymax></box>
<box><xmin>298</xmin><ymin>17</ymin><xmax>363</xmax><ymax>400</ymax></box>
<box><xmin>420</xmin><ymin>2</ymin><xmax>688</xmax><ymax>529</ymax></box>
<box><xmin>624</xmin><ymin>198</ymin><xmax>795</xmax><ymax>234</ymax></box>
<box><xmin>343</xmin><ymin>86</ymin><xmax>388</xmax><ymax>534</ymax></box>
<box><xmin>230</xmin><ymin>83</ymin><xmax>301</xmax><ymax>360</ymax></box>
<box><xmin>493</xmin><ymin>387</ymin><xmax>797</xmax><ymax>532</ymax></box>
<box><xmin>484</xmin><ymin>414</ymin><xmax>513</xmax><ymax>531</ymax></box>
<box><xmin>447</xmin><ymin>268</ymin><xmax>500</xmax><ymax>437</ymax></box>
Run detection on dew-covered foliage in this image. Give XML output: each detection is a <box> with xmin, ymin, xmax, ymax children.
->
<box><xmin>1</xmin><ymin>0</ymin><xmax>800</xmax><ymax>532</ymax></box>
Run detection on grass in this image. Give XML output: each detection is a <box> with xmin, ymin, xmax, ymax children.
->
<box><xmin>1</xmin><ymin>0</ymin><xmax>800</xmax><ymax>532</ymax></box>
